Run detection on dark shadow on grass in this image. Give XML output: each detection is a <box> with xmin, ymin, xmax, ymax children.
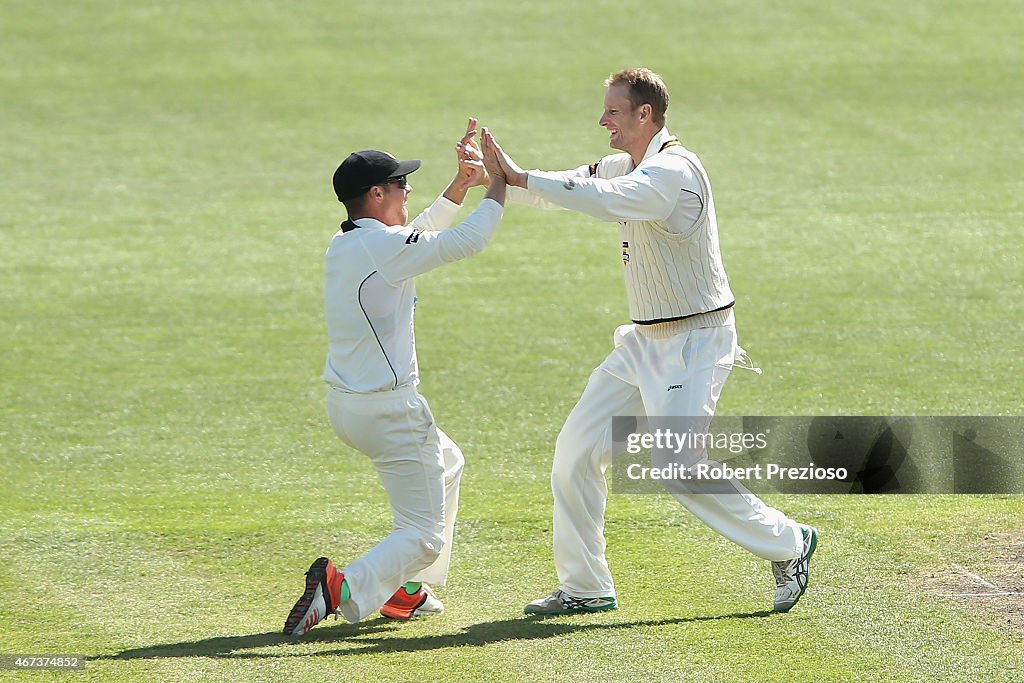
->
<box><xmin>100</xmin><ymin>610</ymin><xmax>774</xmax><ymax>660</ymax></box>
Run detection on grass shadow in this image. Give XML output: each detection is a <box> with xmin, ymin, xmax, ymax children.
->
<box><xmin>100</xmin><ymin>610</ymin><xmax>775</xmax><ymax>661</ymax></box>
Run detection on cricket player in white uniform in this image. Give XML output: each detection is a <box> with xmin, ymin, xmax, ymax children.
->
<box><xmin>284</xmin><ymin>120</ymin><xmax>507</xmax><ymax>635</ymax></box>
<box><xmin>480</xmin><ymin>69</ymin><xmax>818</xmax><ymax>614</ymax></box>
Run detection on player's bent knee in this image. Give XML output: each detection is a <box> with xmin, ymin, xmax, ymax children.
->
<box><xmin>554</xmin><ymin>427</ymin><xmax>600</xmax><ymax>474</ymax></box>
<box><xmin>418</xmin><ymin>531</ymin><xmax>445</xmax><ymax>565</ymax></box>
<box><xmin>551</xmin><ymin>449</ymin><xmax>590</xmax><ymax>494</ymax></box>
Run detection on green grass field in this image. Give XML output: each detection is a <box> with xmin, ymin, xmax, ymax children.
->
<box><xmin>2</xmin><ymin>1</ymin><xmax>1022</xmax><ymax>681</ymax></box>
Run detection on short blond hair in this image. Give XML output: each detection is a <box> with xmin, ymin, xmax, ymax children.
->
<box><xmin>605</xmin><ymin>68</ymin><xmax>669</xmax><ymax>127</ymax></box>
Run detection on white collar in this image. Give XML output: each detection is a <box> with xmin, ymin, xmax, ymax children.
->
<box><xmin>351</xmin><ymin>216</ymin><xmax>390</xmax><ymax>230</ymax></box>
<box><xmin>640</xmin><ymin>126</ymin><xmax>678</xmax><ymax>163</ymax></box>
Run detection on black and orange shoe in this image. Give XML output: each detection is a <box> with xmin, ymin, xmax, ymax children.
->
<box><xmin>283</xmin><ymin>557</ymin><xmax>344</xmax><ymax>636</ymax></box>
<box><xmin>379</xmin><ymin>584</ymin><xmax>444</xmax><ymax>619</ymax></box>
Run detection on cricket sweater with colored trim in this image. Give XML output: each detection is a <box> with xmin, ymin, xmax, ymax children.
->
<box><xmin>509</xmin><ymin>127</ymin><xmax>735</xmax><ymax>331</ymax></box>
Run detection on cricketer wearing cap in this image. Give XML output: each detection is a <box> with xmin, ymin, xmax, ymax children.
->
<box><xmin>284</xmin><ymin>119</ymin><xmax>507</xmax><ymax>635</ymax></box>
<box><xmin>479</xmin><ymin>69</ymin><xmax>819</xmax><ymax>615</ymax></box>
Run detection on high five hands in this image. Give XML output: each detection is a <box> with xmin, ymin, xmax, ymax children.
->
<box><xmin>456</xmin><ymin>118</ymin><xmax>527</xmax><ymax>190</ymax></box>
<box><xmin>481</xmin><ymin>128</ymin><xmax>526</xmax><ymax>189</ymax></box>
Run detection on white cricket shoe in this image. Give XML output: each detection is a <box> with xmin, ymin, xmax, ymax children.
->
<box><xmin>772</xmin><ymin>524</ymin><xmax>819</xmax><ymax>612</ymax></box>
<box><xmin>524</xmin><ymin>589</ymin><xmax>618</xmax><ymax>615</ymax></box>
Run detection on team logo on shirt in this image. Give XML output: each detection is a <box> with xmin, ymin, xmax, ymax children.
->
<box><xmin>405</xmin><ymin>229</ymin><xmax>423</xmax><ymax>244</ymax></box>
<box><xmin>622</xmin><ymin>241</ymin><xmax>629</xmax><ymax>266</ymax></box>
<box><xmin>563</xmin><ymin>178</ymin><xmax>577</xmax><ymax>191</ymax></box>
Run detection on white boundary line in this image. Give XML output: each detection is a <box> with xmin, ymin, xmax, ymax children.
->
<box><xmin>952</xmin><ymin>565</ymin><xmax>1005</xmax><ymax>591</ymax></box>
<box><xmin>942</xmin><ymin>565</ymin><xmax>1023</xmax><ymax>597</ymax></box>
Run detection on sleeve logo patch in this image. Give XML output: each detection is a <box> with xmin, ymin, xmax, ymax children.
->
<box><xmin>405</xmin><ymin>229</ymin><xmax>423</xmax><ymax>244</ymax></box>
<box><xmin>563</xmin><ymin>178</ymin><xmax>577</xmax><ymax>190</ymax></box>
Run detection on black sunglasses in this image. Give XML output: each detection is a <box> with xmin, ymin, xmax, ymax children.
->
<box><xmin>367</xmin><ymin>175</ymin><xmax>408</xmax><ymax>191</ymax></box>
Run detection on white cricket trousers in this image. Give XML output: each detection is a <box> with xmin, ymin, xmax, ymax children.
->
<box><xmin>552</xmin><ymin>322</ymin><xmax>803</xmax><ymax>598</ymax></box>
<box><xmin>325</xmin><ymin>384</ymin><xmax>463</xmax><ymax>622</ymax></box>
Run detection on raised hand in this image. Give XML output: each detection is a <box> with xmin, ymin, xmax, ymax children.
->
<box><xmin>482</xmin><ymin>128</ymin><xmax>527</xmax><ymax>188</ymax></box>
<box><xmin>480</xmin><ymin>128</ymin><xmax>506</xmax><ymax>182</ymax></box>
<box><xmin>455</xmin><ymin>117</ymin><xmax>487</xmax><ymax>191</ymax></box>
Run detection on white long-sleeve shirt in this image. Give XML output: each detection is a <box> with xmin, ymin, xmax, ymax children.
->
<box><xmin>322</xmin><ymin>196</ymin><xmax>503</xmax><ymax>393</ymax></box>
<box><xmin>509</xmin><ymin>127</ymin><xmax>735</xmax><ymax>330</ymax></box>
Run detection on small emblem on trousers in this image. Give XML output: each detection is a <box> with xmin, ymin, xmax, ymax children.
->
<box><xmin>622</xmin><ymin>241</ymin><xmax>629</xmax><ymax>266</ymax></box>
<box><xmin>668</xmin><ymin>384</ymin><xmax>684</xmax><ymax>391</ymax></box>
<box><xmin>563</xmin><ymin>178</ymin><xmax>577</xmax><ymax>190</ymax></box>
